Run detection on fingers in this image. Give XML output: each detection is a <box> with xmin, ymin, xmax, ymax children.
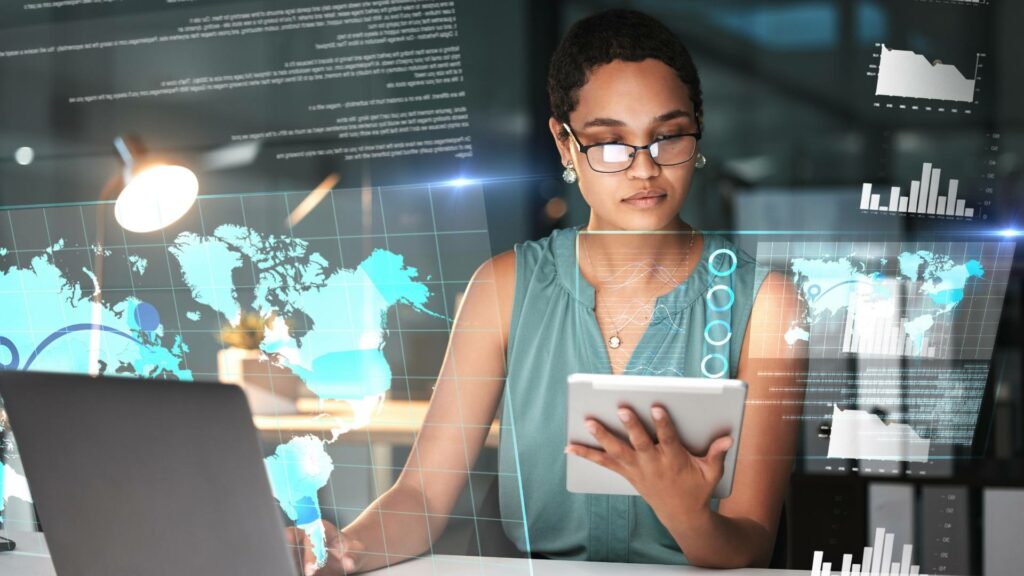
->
<box><xmin>650</xmin><ymin>405</ymin><xmax>681</xmax><ymax>449</ymax></box>
<box><xmin>341</xmin><ymin>553</ymin><xmax>357</xmax><ymax>574</ymax></box>
<box><xmin>617</xmin><ymin>407</ymin><xmax>655</xmax><ymax>452</ymax></box>
<box><xmin>565</xmin><ymin>442</ymin><xmax>626</xmax><ymax>476</ymax></box>
<box><xmin>313</xmin><ymin>522</ymin><xmax>360</xmax><ymax>575</ymax></box>
<box><xmin>699</xmin><ymin>434</ymin><xmax>734</xmax><ymax>481</ymax></box>
<box><xmin>302</xmin><ymin>531</ymin><xmax>318</xmax><ymax>576</ymax></box>
<box><xmin>287</xmin><ymin>521</ymin><xmax>359</xmax><ymax>576</ymax></box>
<box><xmin>584</xmin><ymin>418</ymin><xmax>632</xmax><ymax>459</ymax></box>
<box><xmin>707</xmin><ymin>434</ymin><xmax>734</xmax><ymax>460</ymax></box>
<box><xmin>335</xmin><ymin>530</ymin><xmax>361</xmax><ymax>574</ymax></box>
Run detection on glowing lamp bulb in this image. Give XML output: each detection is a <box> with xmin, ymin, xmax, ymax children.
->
<box><xmin>14</xmin><ymin>146</ymin><xmax>34</xmax><ymax>166</ymax></box>
<box><xmin>114</xmin><ymin>165</ymin><xmax>198</xmax><ymax>233</ymax></box>
<box><xmin>999</xmin><ymin>228</ymin><xmax>1020</xmax><ymax>239</ymax></box>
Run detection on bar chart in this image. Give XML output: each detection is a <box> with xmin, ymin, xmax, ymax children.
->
<box><xmin>754</xmin><ymin>241</ymin><xmax>1014</xmax><ymax>361</ymax></box>
<box><xmin>859</xmin><ymin>162</ymin><xmax>976</xmax><ymax>220</ymax></box>
<box><xmin>840</xmin><ymin>305</ymin><xmax>945</xmax><ymax>358</ymax></box>
<box><xmin>812</xmin><ymin>528</ymin><xmax>922</xmax><ymax>576</ymax></box>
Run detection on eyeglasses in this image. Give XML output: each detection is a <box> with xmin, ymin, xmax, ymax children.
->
<box><xmin>563</xmin><ymin>122</ymin><xmax>701</xmax><ymax>173</ymax></box>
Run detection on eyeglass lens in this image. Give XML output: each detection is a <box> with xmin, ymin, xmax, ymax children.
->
<box><xmin>589</xmin><ymin>136</ymin><xmax>697</xmax><ymax>172</ymax></box>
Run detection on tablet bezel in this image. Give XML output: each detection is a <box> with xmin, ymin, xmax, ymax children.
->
<box><xmin>566</xmin><ymin>373</ymin><xmax>747</xmax><ymax>499</ymax></box>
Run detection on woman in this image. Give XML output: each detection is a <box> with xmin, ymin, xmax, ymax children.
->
<box><xmin>294</xmin><ymin>9</ymin><xmax>805</xmax><ymax>574</ymax></box>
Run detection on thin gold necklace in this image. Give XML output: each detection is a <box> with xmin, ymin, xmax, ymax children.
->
<box><xmin>583</xmin><ymin>230</ymin><xmax>696</xmax><ymax>350</ymax></box>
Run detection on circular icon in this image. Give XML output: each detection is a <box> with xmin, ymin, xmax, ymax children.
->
<box><xmin>703</xmin><ymin>320</ymin><xmax>733</xmax><ymax>346</ymax></box>
<box><xmin>807</xmin><ymin>284</ymin><xmax>822</xmax><ymax>301</ymax></box>
<box><xmin>700</xmin><ymin>353</ymin><xmax>728</xmax><ymax>379</ymax></box>
<box><xmin>132</xmin><ymin>302</ymin><xmax>161</xmax><ymax>332</ymax></box>
<box><xmin>707</xmin><ymin>249</ymin><xmax>737</xmax><ymax>277</ymax></box>
<box><xmin>706</xmin><ymin>284</ymin><xmax>735</xmax><ymax>312</ymax></box>
<box><xmin>0</xmin><ymin>336</ymin><xmax>20</xmax><ymax>370</ymax></box>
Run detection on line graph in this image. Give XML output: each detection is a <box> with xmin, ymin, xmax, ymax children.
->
<box><xmin>868</xmin><ymin>44</ymin><xmax>985</xmax><ymax>113</ymax></box>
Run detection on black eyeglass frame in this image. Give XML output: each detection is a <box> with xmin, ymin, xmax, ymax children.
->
<box><xmin>562</xmin><ymin>122</ymin><xmax>702</xmax><ymax>173</ymax></box>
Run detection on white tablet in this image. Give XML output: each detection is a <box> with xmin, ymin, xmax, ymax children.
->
<box><xmin>566</xmin><ymin>373</ymin><xmax>747</xmax><ymax>499</ymax></box>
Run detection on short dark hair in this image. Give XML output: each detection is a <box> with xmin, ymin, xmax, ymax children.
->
<box><xmin>548</xmin><ymin>9</ymin><xmax>703</xmax><ymax>139</ymax></box>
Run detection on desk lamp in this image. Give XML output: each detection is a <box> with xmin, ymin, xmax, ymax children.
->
<box><xmin>112</xmin><ymin>135</ymin><xmax>198</xmax><ymax>233</ymax></box>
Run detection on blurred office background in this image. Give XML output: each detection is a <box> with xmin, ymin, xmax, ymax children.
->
<box><xmin>1</xmin><ymin>0</ymin><xmax>1022</xmax><ymax>573</ymax></box>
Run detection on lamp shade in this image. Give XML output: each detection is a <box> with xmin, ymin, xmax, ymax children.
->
<box><xmin>114</xmin><ymin>164</ymin><xmax>198</xmax><ymax>233</ymax></box>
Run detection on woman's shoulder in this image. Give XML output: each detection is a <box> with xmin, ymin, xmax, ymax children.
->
<box><xmin>696</xmin><ymin>233</ymin><xmax>761</xmax><ymax>295</ymax></box>
<box><xmin>701</xmin><ymin>233</ymin><xmax>801</xmax><ymax>336</ymax></box>
<box><xmin>701</xmin><ymin>232</ymin><xmax>758</xmax><ymax>270</ymax></box>
<box><xmin>471</xmin><ymin>227</ymin><xmax>573</xmax><ymax>293</ymax></box>
<box><xmin>461</xmin><ymin>229</ymin><xmax>573</xmax><ymax>342</ymax></box>
<box><xmin>468</xmin><ymin>249</ymin><xmax>516</xmax><ymax>297</ymax></box>
<box><xmin>513</xmin><ymin>227</ymin><xmax>574</xmax><ymax>264</ymax></box>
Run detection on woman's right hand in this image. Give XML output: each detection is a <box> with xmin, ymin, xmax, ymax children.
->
<box><xmin>285</xmin><ymin>520</ymin><xmax>365</xmax><ymax>575</ymax></box>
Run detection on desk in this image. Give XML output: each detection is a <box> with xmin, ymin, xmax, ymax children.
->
<box><xmin>254</xmin><ymin>398</ymin><xmax>501</xmax><ymax>448</ymax></box>
<box><xmin>374</xmin><ymin>556</ymin><xmax>805</xmax><ymax>575</ymax></box>
<box><xmin>0</xmin><ymin>530</ymin><xmax>53</xmax><ymax>576</ymax></box>
<box><xmin>0</xmin><ymin>531</ymin><xmax>805</xmax><ymax>575</ymax></box>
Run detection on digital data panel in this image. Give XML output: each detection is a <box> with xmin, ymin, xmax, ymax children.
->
<box><xmin>751</xmin><ymin>239</ymin><xmax>1013</xmax><ymax>468</ymax></box>
<box><xmin>754</xmin><ymin>241</ymin><xmax>1014</xmax><ymax>361</ymax></box>
<box><xmin>0</xmin><ymin>183</ymin><xmax>514</xmax><ymax>564</ymax></box>
<box><xmin>0</xmin><ymin>0</ymin><xmax>530</xmax><ymax>204</ymax></box>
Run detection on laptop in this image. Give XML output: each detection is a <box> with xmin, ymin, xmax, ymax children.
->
<box><xmin>0</xmin><ymin>371</ymin><xmax>297</xmax><ymax>576</ymax></box>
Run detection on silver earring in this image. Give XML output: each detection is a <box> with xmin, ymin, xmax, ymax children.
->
<box><xmin>694</xmin><ymin>153</ymin><xmax>707</xmax><ymax>169</ymax></box>
<box><xmin>562</xmin><ymin>160</ymin><xmax>578</xmax><ymax>183</ymax></box>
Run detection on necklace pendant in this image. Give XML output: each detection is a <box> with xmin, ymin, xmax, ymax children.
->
<box><xmin>608</xmin><ymin>335</ymin><xmax>622</xmax><ymax>349</ymax></box>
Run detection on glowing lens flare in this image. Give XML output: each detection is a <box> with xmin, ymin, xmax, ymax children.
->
<box><xmin>114</xmin><ymin>165</ymin><xmax>198</xmax><ymax>233</ymax></box>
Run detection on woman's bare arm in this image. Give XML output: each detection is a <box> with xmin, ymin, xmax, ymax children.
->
<box><xmin>567</xmin><ymin>270</ymin><xmax>806</xmax><ymax>568</ymax></box>
<box><xmin>338</xmin><ymin>250</ymin><xmax>516</xmax><ymax>572</ymax></box>
<box><xmin>677</xmin><ymin>270</ymin><xmax>807</xmax><ymax>567</ymax></box>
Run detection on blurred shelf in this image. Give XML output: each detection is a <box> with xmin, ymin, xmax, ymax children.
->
<box><xmin>253</xmin><ymin>399</ymin><xmax>500</xmax><ymax>448</ymax></box>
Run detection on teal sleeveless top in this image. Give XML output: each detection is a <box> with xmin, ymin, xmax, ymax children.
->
<box><xmin>498</xmin><ymin>227</ymin><xmax>767</xmax><ymax>564</ymax></box>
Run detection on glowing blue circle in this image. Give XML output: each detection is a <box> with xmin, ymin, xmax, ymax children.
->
<box><xmin>703</xmin><ymin>320</ymin><xmax>733</xmax><ymax>346</ymax></box>
<box><xmin>807</xmin><ymin>284</ymin><xmax>822</xmax><ymax>301</ymax></box>
<box><xmin>700</xmin><ymin>353</ymin><xmax>728</xmax><ymax>379</ymax></box>
<box><xmin>0</xmin><ymin>336</ymin><xmax>19</xmax><ymax>370</ymax></box>
<box><xmin>706</xmin><ymin>284</ymin><xmax>735</xmax><ymax>312</ymax></box>
<box><xmin>133</xmin><ymin>302</ymin><xmax>161</xmax><ymax>332</ymax></box>
<box><xmin>708</xmin><ymin>249</ymin><xmax>737</xmax><ymax>277</ymax></box>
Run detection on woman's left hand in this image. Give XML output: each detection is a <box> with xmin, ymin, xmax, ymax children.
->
<box><xmin>566</xmin><ymin>405</ymin><xmax>733</xmax><ymax>518</ymax></box>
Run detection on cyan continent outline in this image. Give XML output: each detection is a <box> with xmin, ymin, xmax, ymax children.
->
<box><xmin>170</xmin><ymin>224</ymin><xmax>442</xmax><ymax>400</ymax></box>
<box><xmin>0</xmin><ymin>240</ymin><xmax>191</xmax><ymax>377</ymax></box>
<box><xmin>1</xmin><ymin>224</ymin><xmax>441</xmax><ymax>568</ymax></box>
<box><xmin>789</xmin><ymin>250</ymin><xmax>984</xmax><ymax>354</ymax></box>
<box><xmin>169</xmin><ymin>224</ymin><xmax>442</xmax><ymax>567</ymax></box>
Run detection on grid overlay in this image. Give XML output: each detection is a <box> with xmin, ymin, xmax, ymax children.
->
<box><xmin>753</xmin><ymin>240</ymin><xmax>1015</xmax><ymax>360</ymax></box>
<box><xmin>0</xmin><ymin>184</ymin><xmax>535</xmax><ymax>571</ymax></box>
<box><xmin>573</xmin><ymin>230</ymin><xmax>705</xmax><ymax>377</ymax></box>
